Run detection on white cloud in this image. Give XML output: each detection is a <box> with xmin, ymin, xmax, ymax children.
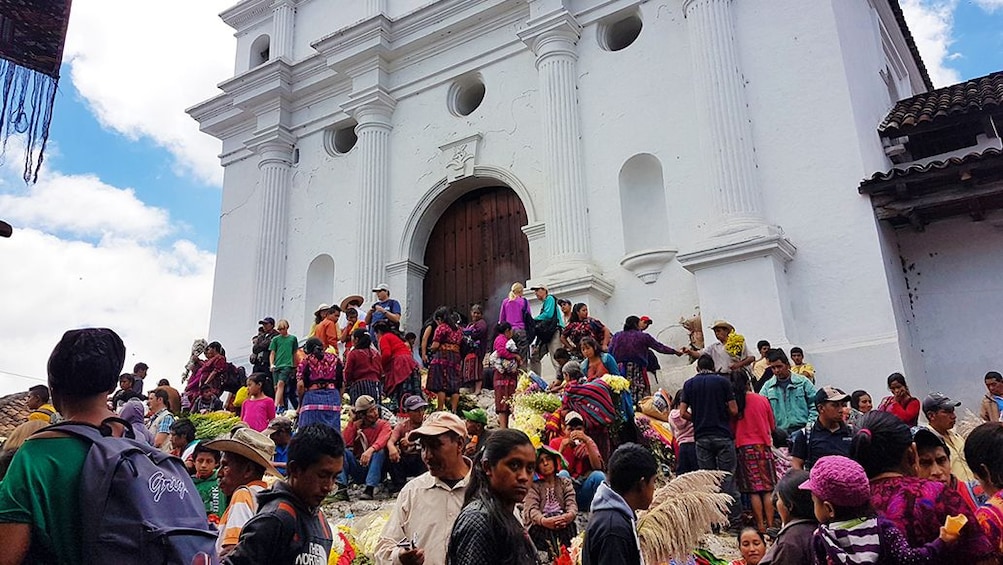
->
<box><xmin>0</xmin><ymin>172</ymin><xmax>171</xmax><ymax>241</ymax></box>
<box><xmin>899</xmin><ymin>0</ymin><xmax>963</xmax><ymax>87</ymax></box>
<box><xmin>62</xmin><ymin>0</ymin><xmax>235</xmax><ymax>186</ymax></box>
<box><xmin>973</xmin><ymin>0</ymin><xmax>1003</xmax><ymax>11</ymax></box>
<box><xmin>0</xmin><ymin>172</ymin><xmax>215</xmax><ymax>397</ymax></box>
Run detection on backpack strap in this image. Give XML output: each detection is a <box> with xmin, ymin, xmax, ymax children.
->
<box><xmin>39</xmin><ymin>417</ymin><xmax>136</xmax><ymax>441</ymax></box>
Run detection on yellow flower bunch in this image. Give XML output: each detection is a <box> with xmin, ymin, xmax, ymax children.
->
<box><xmin>516</xmin><ymin>372</ymin><xmax>533</xmax><ymax>393</ymax></box>
<box><xmin>600</xmin><ymin>375</ymin><xmax>631</xmax><ymax>393</ymax></box>
<box><xmin>511</xmin><ymin>410</ymin><xmax>548</xmax><ymax>438</ymax></box>
<box><xmin>724</xmin><ymin>332</ymin><xmax>745</xmax><ymax>358</ymax></box>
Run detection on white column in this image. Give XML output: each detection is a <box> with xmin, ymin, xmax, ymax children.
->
<box><xmin>520</xmin><ymin>13</ymin><xmax>593</xmax><ymax>272</ymax></box>
<box><xmin>349</xmin><ymin>93</ymin><xmax>396</xmax><ymax>291</ymax></box>
<box><xmin>684</xmin><ymin>0</ymin><xmax>764</xmax><ymax>231</ymax></box>
<box><xmin>253</xmin><ymin>140</ymin><xmax>294</xmax><ymax>317</ymax></box>
<box><xmin>366</xmin><ymin>0</ymin><xmax>387</xmax><ymax>17</ymax></box>
<box><xmin>271</xmin><ymin>0</ymin><xmax>295</xmax><ymax>60</ymax></box>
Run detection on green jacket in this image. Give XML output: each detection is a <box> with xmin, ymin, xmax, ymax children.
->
<box><xmin>760</xmin><ymin>373</ymin><xmax>818</xmax><ymax>432</ymax></box>
<box><xmin>193</xmin><ymin>470</ymin><xmax>226</xmax><ymax>517</ymax></box>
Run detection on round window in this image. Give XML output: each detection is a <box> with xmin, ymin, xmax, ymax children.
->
<box><xmin>600</xmin><ymin>13</ymin><xmax>642</xmax><ymax>52</ymax></box>
<box><xmin>324</xmin><ymin>121</ymin><xmax>358</xmax><ymax>156</ymax></box>
<box><xmin>448</xmin><ymin>76</ymin><xmax>485</xmax><ymax>117</ymax></box>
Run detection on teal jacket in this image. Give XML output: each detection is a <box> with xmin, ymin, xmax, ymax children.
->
<box><xmin>760</xmin><ymin>374</ymin><xmax>818</xmax><ymax>432</ymax></box>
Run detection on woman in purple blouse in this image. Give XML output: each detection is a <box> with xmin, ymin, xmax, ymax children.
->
<box><xmin>498</xmin><ymin>282</ymin><xmax>531</xmax><ymax>368</ymax></box>
<box><xmin>608</xmin><ymin>316</ymin><xmax>681</xmax><ymax>399</ymax></box>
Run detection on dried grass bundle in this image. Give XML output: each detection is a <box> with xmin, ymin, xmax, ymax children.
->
<box><xmin>956</xmin><ymin>409</ymin><xmax>984</xmax><ymax>440</ymax></box>
<box><xmin>637</xmin><ymin>471</ymin><xmax>733</xmax><ymax>564</ymax></box>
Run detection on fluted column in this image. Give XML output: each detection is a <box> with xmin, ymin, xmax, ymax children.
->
<box><xmin>271</xmin><ymin>0</ymin><xmax>295</xmax><ymax>60</ymax></box>
<box><xmin>685</xmin><ymin>0</ymin><xmax>765</xmax><ymax>232</ymax></box>
<box><xmin>253</xmin><ymin>140</ymin><xmax>294</xmax><ymax>317</ymax></box>
<box><xmin>520</xmin><ymin>12</ymin><xmax>593</xmax><ymax>272</ymax></box>
<box><xmin>347</xmin><ymin>92</ymin><xmax>396</xmax><ymax>291</ymax></box>
<box><xmin>366</xmin><ymin>0</ymin><xmax>387</xmax><ymax>17</ymax></box>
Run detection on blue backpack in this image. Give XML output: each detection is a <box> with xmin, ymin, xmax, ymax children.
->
<box><xmin>40</xmin><ymin>418</ymin><xmax>218</xmax><ymax>564</ymax></box>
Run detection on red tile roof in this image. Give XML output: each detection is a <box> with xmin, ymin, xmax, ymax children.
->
<box><xmin>860</xmin><ymin>147</ymin><xmax>1003</xmax><ymax>190</ymax></box>
<box><xmin>0</xmin><ymin>391</ymin><xmax>30</xmax><ymax>439</ymax></box>
<box><xmin>879</xmin><ymin>71</ymin><xmax>1003</xmax><ymax>135</ymax></box>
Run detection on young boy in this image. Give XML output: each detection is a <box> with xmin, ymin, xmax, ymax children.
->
<box><xmin>462</xmin><ymin>408</ymin><xmax>489</xmax><ymax>456</ymax></box>
<box><xmin>169</xmin><ymin>419</ymin><xmax>198</xmax><ymax>473</ymax></box>
<box><xmin>264</xmin><ymin>416</ymin><xmax>294</xmax><ymax>475</ymax></box>
<box><xmin>269</xmin><ymin>319</ymin><xmax>299</xmax><ymax>410</ymax></box>
<box><xmin>583</xmin><ymin>443</ymin><xmax>657</xmax><ymax>565</ymax></box>
<box><xmin>222</xmin><ymin>423</ymin><xmax>345</xmax><ymax>565</ymax></box>
<box><xmin>193</xmin><ymin>383</ymin><xmax>224</xmax><ymax>414</ymax></box>
<box><xmin>790</xmin><ymin>347</ymin><xmax>815</xmax><ymax>382</ymax></box>
<box><xmin>192</xmin><ymin>443</ymin><xmax>226</xmax><ymax>524</ymax></box>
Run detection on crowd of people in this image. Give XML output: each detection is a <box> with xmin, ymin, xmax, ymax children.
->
<box><xmin>1</xmin><ymin>279</ymin><xmax>1003</xmax><ymax>564</ymax></box>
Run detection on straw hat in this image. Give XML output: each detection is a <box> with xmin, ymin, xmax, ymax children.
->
<box><xmin>710</xmin><ymin>320</ymin><xmax>734</xmax><ymax>332</ymax></box>
<box><xmin>314</xmin><ymin>303</ymin><xmax>331</xmax><ymax>316</ymax></box>
<box><xmin>340</xmin><ymin>295</ymin><xmax>365</xmax><ymax>313</ymax></box>
<box><xmin>203</xmin><ymin>427</ymin><xmax>281</xmax><ymax>477</ymax></box>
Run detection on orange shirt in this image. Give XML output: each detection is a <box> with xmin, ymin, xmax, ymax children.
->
<box><xmin>316</xmin><ymin>319</ymin><xmax>340</xmax><ymax>354</ymax></box>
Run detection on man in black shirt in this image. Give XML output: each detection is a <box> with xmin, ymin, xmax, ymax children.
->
<box><xmin>790</xmin><ymin>386</ymin><xmax>853</xmax><ymax>471</ymax></box>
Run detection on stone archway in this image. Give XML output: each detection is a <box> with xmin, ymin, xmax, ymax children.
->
<box><xmin>421</xmin><ymin>186</ymin><xmax>530</xmax><ymax>325</ymax></box>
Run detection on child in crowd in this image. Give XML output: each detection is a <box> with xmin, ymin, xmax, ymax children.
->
<box><xmin>192</xmin><ymin>382</ymin><xmax>224</xmax><ymax>414</ymax></box>
<box><xmin>169</xmin><ymin>419</ymin><xmax>198</xmax><ymax>473</ymax></box>
<box><xmin>462</xmin><ymin>408</ymin><xmax>489</xmax><ymax>456</ymax></box>
<box><xmin>192</xmin><ymin>443</ymin><xmax>225</xmax><ymax>525</ymax></box>
<box><xmin>801</xmin><ymin>455</ymin><xmax>960</xmax><ymax>564</ymax></box>
<box><xmin>770</xmin><ymin>428</ymin><xmax>791</xmax><ymax>483</ymax></box>
<box><xmin>546</xmin><ymin>349</ymin><xmax>573</xmax><ymax>394</ymax></box>
<box><xmin>265</xmin><ymin>416</ymin><xmax>294</xmax><ymax>476</ymax></box>
<box><xmin>964</xmin><ymin>422</ymin><xmax>1003</xmax><ymax>553</ymax></box>
<box><xmin>730</xmin><ymin>527</ymin><xmax>766</xmax><ymax>565</ymax></box>
<box><xmin>523</xmin><ymin>444</ymin><xmax>578</xmax><ymax>558</ymax></box>
<box><xmin>492</xmin><ymin>321</ymin><xmax>521</xmax><ymax>429</ymax></box>
<box><xmin>760</xmin><ymin>470</ymin><xmax>816</xmax><ymax>565</ymax></box>
<box><xmin>668</xmin><ymin>392</ymin><xmax>696</xmax><ymax>474</ymax></box>
<box><xmin>240</xmin><ymin>373</ymin><xmax>276</xmax><ymax>432</ymax></box>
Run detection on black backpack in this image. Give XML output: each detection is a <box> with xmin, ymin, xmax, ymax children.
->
<box><xmin>38</xmin><ymin>418</ymin><xmax>218</xmax><ymax>564</ymax></box>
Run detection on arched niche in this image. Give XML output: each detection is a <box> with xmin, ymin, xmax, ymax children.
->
<box><xmin>304</xmin><ymin>254</ymin><xmax>335</xmax><ymax>332</ymax></box>
<box><xmin>250</xmin><ymin>34</ymin><xmax>270</xmax><ymax>69</ymax></box>
<box><xmin>618</xmin><ymin>154</ymin><xmax>676</xmax><ymax>283</ymax></box>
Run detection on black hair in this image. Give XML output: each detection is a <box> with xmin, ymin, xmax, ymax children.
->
<box><xmin>404</xmin><ymin>331</ymin><xmax>417</xmax><ymax>341</ymax></box>
<box><xmin>985</xmin><ymin>371</ymin><xmax>1002</xmax><ymax>382</ymax></box>
<box><xmin>207</xmin><ymin>341</ymin><xmax>222</xmax><ymax>353</ymax></box>
<box><xmin>28</xmin><ymin>385</ymin><xmax>49</xmax><ymax>403</ymax></box>
<box><xmin>829</xmin><ymin>502</ymin><xmax>875</xmax><ymax>522</ymax></box>
<box><xmin>157</xmin><ymin>379</ymin><xmax>170</xmax><ymax>387</ymax></box>
<box><xmin>766</xmin><ymin>348</ymin><xmax>788</xmax><ymax>365</ymax></box>
<box><xmin>849</xmin><ymin>410</ymin><xmax>913</xmax><ymax>478</ymax></box>
<box><xmin>887</xmin><ymin>372</ymin><xmax>907</xmax><ymax>388</ymax></box>
<box><xmin>731</xmin><ymin>371</ymin><xmax>749</xmax><ymax>419</ymax></box>
<box><xmin>150</xmin><ymin>388</ymin><xmax>170</xmax><ymax>406</ymax></box>
<box><xmin>580</xmin><ymin>336</ymin><xmax>601</xmax><ymax>358</ymax></box>
<box><xmin>352</xmin><ymin>328</ymin><xmax>372</xmax><ymax>349</ymax></box>
<box><xmin>771</xmin><ymin>427</ymin><xmax>789</xmax><ymax>449</ymax></box>
<box><xmin>47</xmin><ymin>328</ymin><xmax>125</xmax><ymax>397</ymax></box>
<box><xmin>553</xmin><ymin>348</ymin><xmax>571</xmax><ymax>364</ymax></box>
<box><xmin>696</xmin><ymin>354</ymin><xmax>715</xmax><ymax>372</ymax></box>
<box><xmin>671</xmin><ymin>390</ymin><xmax>683</xmax><ymax>410</ymax></box>
<box><xmin>434</xmin><ymin>306</ymin><xmax>458</xmax><ymax>330</ymax></box>
<box><xmin>737</xmin><ymin>526</ymin><xmax>765</xmax><ymax>545</ymax></box>
<box><xmin>608</xmin><ymin>442</ymin><xmax>658</xmax><ymax>495</ymax></box>
<box><xmin>756</xmin><ymin>340</ymin><xmax>771</xmax><ymax>350</ymax></box>
<box><xmin>850</xmin><ymin>390</ymin><xmax>871</xmax><ymax>411</ymax></box>
<box><xmin>495</xmin><ymin>321</ymin><xmax>512</xmax><ymax>334</ymax></box>
<box><xmin>314</xmin><ymin>310</ymin><xmax>325</xmax><ymax>325</ymax></box>
<box><xmin>345</xmin><ymin>307</ymin><xmax>358</xmax><ymax>318</ymax></box>
<box><xmin>192</xmin><ymin>443</ymin><xmax>221</xmax><ymax>463</ymax></box>
<box><xmin>623</xmin><ymin>316</ymin><xmax>640</xmax><ymax>332</ymax></box>
<box><xmin>169</xmin><ymin>419</ymin><xmax>196</xmax><ymax>443</ymax></box>
<box><xmin>288</xmin><ymin>423</ymin><xmax>346</xmax><ymax>471</ymax></box>
<box><xmin>119</xmin><ymin>373</ymin><xmax>135</xmax><ymax>385</ymax></box>
<box><xmin>775</xmin><ymin>469</ymin><xmax>814</xmax><ymax>520</ymax></box>
<box><xmin>790</xmin><ymin>347</ymin><xmax>804</xmax><ymax>356</ymax></box>
<box><xmin>964</xmin><ymin>422</ymin><xmax>1003</xmax><ymax>489</ymax></box>
<box><xmin>303</xmin><ymin>337</ymin><xmax>324</xmax><ymax>356</ymax></box>
<box><xmin>134</xmin><ymin>362</ymin><xmax>148</xmax><ymax>372</ymax></box>
<box><xmin>463</xmin><ymin>429</ymin><xmax>536</xmax><ymax>564</ymax></box>
<box><xmin>246</xmin><ymin>373</ymin><xmax>267</xmax><ymax>387</ymax></box>
<box><xmin>557</xmin><ymin>298</ymin><xmax>571</xmax><ymax>306</ymax></box>
<box><xmin>570</xmin><ymin>303</ymin><xmax>588</xmax><ymax>323</ymax></box>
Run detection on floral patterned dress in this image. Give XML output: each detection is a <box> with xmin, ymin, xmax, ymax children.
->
<box><xmin>428</xmin><ymin>324</ymin><xmax>463</xmax><ymax>395</ymax></box>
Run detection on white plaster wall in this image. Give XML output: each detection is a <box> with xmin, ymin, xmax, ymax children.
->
<box><xmin>894</xmin><ymin>215</ymin><xmax>1003</xmax><ymax>412</ymax></box>
<box><xmin>234</xmin><ymin>21</ymin><xmax>273</xmax><ymax>75</ymax></box>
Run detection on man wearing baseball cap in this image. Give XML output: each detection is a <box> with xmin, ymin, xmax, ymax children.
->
<box><xmin>790</xmin><ymin>386</ymin><xmax>853</xmax><ymax>471</ymax></box>
<box><xmin>375</xmin><ymin>412</ymin><xmax>471</xmax><ymax>565</ymax></box>
<box><xmin>366</xmin><ymin>283</ymin><xmax>402</xmax><ymax>340</ymax></box>
<box><xmin>205</xmin><ymin>427</ymin><xmax>282</xmax><ymax>556</ymax></box>
<box><xmin>551</xmin><ymin>411</ymin><xmax>606</xmax><ymax>512</ymax></box>
<box><xmin>339</xmin><ymin>395</ymin><xmax>392</xmax><ymax>501</ymax></box>
<box><xmin>388</xmin><ymin>395</ymin><xmax>430</xmax><ymax>493</ymax></box>
<box><xmin>529</xmin><ymin>284</ymin><xmax>564</xmax><ymax>375</ymax></box>
<box><xmin>922</xmin><ymin>392</ymin><xmax>975</xmax><ymax>482</ymax></box>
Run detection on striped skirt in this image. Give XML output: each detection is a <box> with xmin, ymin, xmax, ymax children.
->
<box><xmin>298</xmin><ymin>388</ymin><xmax>341</xmax><ymax>432</ymax></box>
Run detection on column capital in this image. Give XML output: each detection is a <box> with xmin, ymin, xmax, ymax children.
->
<box><xmin>682</xmin><ymin>0</ymin><xmax>730</xmax><ymax>15</ymax></box>
<box><xmin>246</xmin><ymin>127</ymin><xmax>296</xmax><ymax>166</ymax></box>
<box><xmin>342</xmin><ymin>87</ymin><xmax>397</xmax><ymax>129</ymax></box>
<box><xmin>517</xmin><ymin>10</ymin><xmax>582</xmax><ymax>61</ymax></box>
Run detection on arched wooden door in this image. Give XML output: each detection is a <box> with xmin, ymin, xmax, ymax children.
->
<box><xmin>422</xmin><ymin>186</ymin><xmax>530</xmax><ymax>327</ymax></box>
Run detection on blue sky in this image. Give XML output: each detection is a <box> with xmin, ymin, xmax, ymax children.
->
<box><xmin>0</xmin><ymin>0</ymin><xmax>1001</xmax><ymax>395</ymax></box>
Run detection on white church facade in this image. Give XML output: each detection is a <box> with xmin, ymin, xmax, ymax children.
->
<box><xmin>191</xmin><ymin>0</ymin><xmax>1000</xmax><ymax>407</ymax></box>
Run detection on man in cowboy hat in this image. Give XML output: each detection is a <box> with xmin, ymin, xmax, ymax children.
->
<box><xmin>366</xmin><ymin>283</ymin><xmax>402</xmax><ymax>339</ymax></box>
<box><xmin>339</xmin><ymin>395</ymin><xmax>392</xmax><ymax>500</ymax></box>
<box><xmin>205</xmin><ymin>427</ymin><xmax>283</xmax><ymax>557</ymax></box>
<box><xmin>375</xmin><ymin>412</ymin><xmax>471</xmax><ymax>565</ymax></box>
<box><xmin>682</xmin><ymin>319</ymin><xmax>754</xmax><ymax>373</ymax></box>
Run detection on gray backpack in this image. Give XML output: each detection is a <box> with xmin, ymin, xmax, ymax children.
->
<box><xmin>40</xmin><ymin>418</ymin><xmax>217</xmax><ymax>564</ymax></box>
